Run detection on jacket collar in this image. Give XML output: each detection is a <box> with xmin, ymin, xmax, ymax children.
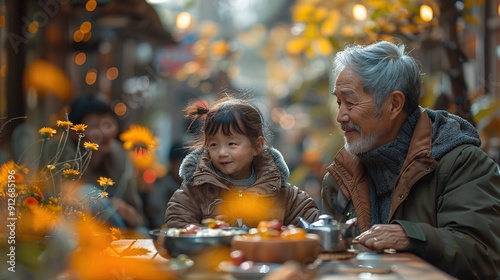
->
<box><xmin>180</xmin><ymin>147</ymin><xmax>289</xmax><ymax>192</ymax></box>
<box><xmin>327</xmin><ymin>107</ymin><xmax>436</xmax><ymax>231</ymax></box>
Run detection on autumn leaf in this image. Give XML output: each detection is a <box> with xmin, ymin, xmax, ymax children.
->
<box><xmin>119</xmin><ymin>247</ymin><xmax>152</xmax><ymax>257</ymax></box>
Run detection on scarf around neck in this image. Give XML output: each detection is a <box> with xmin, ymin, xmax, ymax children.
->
<box><xmin>358</xmin><ymin>108</ymin><xmax>421</xmax><ymax>224</ymax></box>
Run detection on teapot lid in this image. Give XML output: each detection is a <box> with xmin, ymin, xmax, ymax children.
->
<box><xmin>311</xmin><ymin>214</ymin><xmax>339</xmax><ymax>228</ymax></box>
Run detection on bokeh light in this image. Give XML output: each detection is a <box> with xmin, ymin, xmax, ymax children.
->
<box><xmin>106</xmin><ymin>67</ymin><xmax>119</xmax><ymax>80</ymax></box>
<box><xmin>86</xmin><ymin>0</ymin><xmax>97</xmax><ymax>12</ymax></box>
<box><xmin>176</xmin><ymin>12</ymin><xmax>192</xmax><ymax>30</ymax></box>
<box><xmin>28</xmin><ymin>22</ymin><xmax>39</xmax><ymax>34</ymax></box>
<box><xmin>114</xmin><ymin>102</ymin><xmax>127</xmax><ymax>117</ymax></box>
<box><xmin>420</xmin><ymin>5</ymin><xmax>433</xmax><ymax>22</ymax></box>
<box><xmin>85</xmin><ymin>69</ymin><xmax>97</xmax><ymax>85</ymax></box>
<box><xmin>73</xmin><ymin>30</ymin><xmax>84</xmax><ymax>42</ymax></box>
<box><xmin>352</xmin><ymin>4</ymin><xmax>367</xmax><ymax>21</ymax></box>
<box><xmin>80</xmin><ymin>21</ymin><xmax>92</xmax><ymax>33</ymax></box>
<box><xmin>74</xmin><ymin>52</ymin><xmax>86</xmax><ymax>65</ymax></box>
<box><xmin>143</xmin><ymin>169</ymin><xmax>156</xmax><ymax>184</ymax></box>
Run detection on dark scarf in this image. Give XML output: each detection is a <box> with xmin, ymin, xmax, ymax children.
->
<box><xmin>358</xmin><ymin>108</ymin><xmax>421</xmax><ymax>225</ymax></box>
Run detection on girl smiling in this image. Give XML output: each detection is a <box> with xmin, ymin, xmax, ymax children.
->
<box><xmin>165</xmin><ymin>96</ymin><xmax>320</xmax><ymax>229</ymax></box>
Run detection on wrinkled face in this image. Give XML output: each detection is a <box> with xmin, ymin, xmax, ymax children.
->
<box><xmin>334</xmin><ymin>68</ymin><xmax>392</xmax><ymax>155</ymax></box>
<box><xmin>81</xmin><ymin>113</ymin><xmax>118</xmax><ymax>154</ymax></box>
<box><xmin>206</xmin><ymin>130</ymin><xmax>260</xmax><ymax>180</ymax></box>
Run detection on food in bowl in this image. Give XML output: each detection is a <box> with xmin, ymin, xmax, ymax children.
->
<box><xmin>149</xmin><ymin>226</ymin><xmax>247</xmax><ymax>258</ymax></box>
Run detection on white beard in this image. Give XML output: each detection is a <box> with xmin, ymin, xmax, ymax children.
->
<box><xmin>344</xmin><ymin>131</ymin><xmax>382</xmax><ymax>155</ymax></box>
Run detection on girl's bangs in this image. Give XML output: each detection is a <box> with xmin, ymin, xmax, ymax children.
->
<box><xmin>205</xmin><ymin>110</ymin><xmax>245</xmax><ymax>137</ymax></box>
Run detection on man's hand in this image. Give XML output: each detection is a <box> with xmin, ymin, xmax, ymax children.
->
<box><xmin>352</xmin><ymin>224</ymin><xmax>410</xmax><ymax>251</ymax></box>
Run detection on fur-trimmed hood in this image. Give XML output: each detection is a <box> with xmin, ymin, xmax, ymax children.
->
<box><xmin>179</xmin><ymin>147</ymin><xmax>290</xmax><ymax>187</ymax></box>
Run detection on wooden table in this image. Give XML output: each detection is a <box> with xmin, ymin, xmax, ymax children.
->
<box><xmin>106</xmin><ymin>239</ymin><xmax>456</xmax><ymax>280</ymax></box>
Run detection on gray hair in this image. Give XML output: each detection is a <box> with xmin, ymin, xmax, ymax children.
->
<box><xmin>332</xmin><ymin>41</ymin><xmax>422</xmax><ymax>114</ymax></box>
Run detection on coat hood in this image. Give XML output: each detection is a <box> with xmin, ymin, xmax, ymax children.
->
<box><xmin>425</xmin><ymin>109</ymin><xmax>481</xmax><ymax>161</ymax></box>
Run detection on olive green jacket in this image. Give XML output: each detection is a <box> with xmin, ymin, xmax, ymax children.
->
<box><xmin>322</xmin><ymin>109</ymin><xmax>500</xmax><ymax>279</ymax></box>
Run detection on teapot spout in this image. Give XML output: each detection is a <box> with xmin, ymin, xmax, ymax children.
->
<box><xmin>341</xmin><ymin>217</ymin><xmax>357</xmax><ymax>239</ymax></box>
<box><xmin>296</xmin><ymin>216</ymin><xmax>310</xmax><ymax>229</ymax></box>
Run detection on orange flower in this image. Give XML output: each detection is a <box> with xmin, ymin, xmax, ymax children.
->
<box><xmin>23</xmin><ymin>197</ymin><xmax>39</xmax><ymax>208</ymax></box>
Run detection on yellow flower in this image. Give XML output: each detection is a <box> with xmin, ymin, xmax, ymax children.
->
<box><xmin>62</xmin><ymin>169</ymin><xmax>80</xmax><ymax>180</ymax></box>
<box><xmin>48</xmin><ymin>197</ymin><xmax>59</xmax><ymax>204</ymax></box>
<box><xmin>46</xmin><ymin>164</ymin><xmax>56</xmax><ymax>170</ymax></box>
<box><xmin>119</xmin><ymin>124</ymin><xmax>158</xmax><ymax>151</ymax></box>
<box><xmin>100</xmin><ymin>191</ymin><xmax>109</xmax><ymax>198</ymax></box>
<box><xmin>38</xmin><ymin>127</ymin><xmax>57</xmax><ymax>139</ymax></box>
<box><xmin>97</xmin><ymin>177</ymin><xmax>114</xmax><ymax>188</ymax></box>
<box><xmin>71</xmin><ymin>124</ymin><xmax>88</xmax><ymax>133</ymax></box>
<box><xmin>31</xmin><ymin>186</ymin><xmax>44</xmax><ymax>200</ymax></box>
<box><xmin>56</xmin><ymin>120</ymin><xmax>73</xmax><ymax>130</ymax></box>
<box><xmin>84</xmin><ymin>142</ymin><xmax>99</xmax><ymax>151</ymax></box>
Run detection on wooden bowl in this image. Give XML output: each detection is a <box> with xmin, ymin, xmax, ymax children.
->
<box><xmin>231</xmin><ymin>234</ymin><xmax>322</xmax><ymax>264</ymax></box>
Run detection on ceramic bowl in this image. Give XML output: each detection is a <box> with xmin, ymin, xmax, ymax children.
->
<box><xmin>149</xmin><ymin>228</ymin><xmax>245</xmax><ymax>258</ymax></box>
<box><xmin>231</xmin><ymin>234</ymin><xmax>322</xmax><ymax>264</ymax></box>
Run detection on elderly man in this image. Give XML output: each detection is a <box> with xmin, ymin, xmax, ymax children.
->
<box><xmin>322</xmin><ymin>41</ymin><xmax>500</xmax><ymax>279</ymax></box>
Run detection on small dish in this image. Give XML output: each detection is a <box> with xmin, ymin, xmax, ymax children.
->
<box><xmin>218</xmin><ymin>260</ymin><xmax>281</xmax><ymax>279</ymax></box>
<box><xmin>334</xmin><ymin>263</ymin><xmax>393</xmax><ymax>274</ymax></box>
<box><xmin>153</xmin><ymin>255</ymin><xmax>194</xmax><ymax>275</ymax></box>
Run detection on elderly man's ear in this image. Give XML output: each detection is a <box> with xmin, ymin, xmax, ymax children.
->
<box><xmin>388</xmin><ymin>90</ymin><xmax>406</xmax><ymax>119</ymax></box>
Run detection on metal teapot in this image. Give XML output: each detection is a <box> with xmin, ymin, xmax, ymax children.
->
<box><xmin>297</xmin><ymin>214</ymin><xmax>356</xmax><ymax>252</ymax></box>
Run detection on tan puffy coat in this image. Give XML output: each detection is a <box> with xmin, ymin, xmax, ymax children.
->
<box><xmin>165</xmin><ymin>147</ymin><xmax>321</xmax><ymax>229</ymax></box>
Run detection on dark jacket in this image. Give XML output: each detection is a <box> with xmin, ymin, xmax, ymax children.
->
<box><xmin>322</xmin><ymin>108</ymin><xmax>500</xmax><ymax>279</ymax></box>
<box><xmin>165</xmin><ymin>147</ymin><xmax>321</xmax><ymax>229</ymax></box>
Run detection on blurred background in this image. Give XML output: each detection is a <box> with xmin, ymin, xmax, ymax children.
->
<box><xmin>1</xmin><ymin>0</ymin><xmax>499</xmax><ymax>204</ymax></box>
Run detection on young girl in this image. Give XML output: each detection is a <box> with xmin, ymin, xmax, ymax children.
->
<box><xmin>164</xmin><ymin>96</ymin><xmax>321</xmax><ymax>229</ymax></box>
